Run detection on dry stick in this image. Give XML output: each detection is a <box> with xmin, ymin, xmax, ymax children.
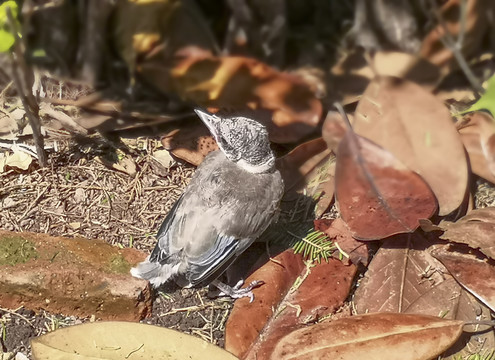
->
<box><xmin>6</xmin><ymin>7</ymin><xmax>47</xmax><ymax>167</ymax></box>
<box><xmin>430</xmin><ymin>0</ymin><xmax>484</xmax><ymax>95</ymax></box>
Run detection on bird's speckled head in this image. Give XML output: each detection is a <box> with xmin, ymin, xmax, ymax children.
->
<box><xmin>194</xmin><ymin>109</ymin><xmax>275</xmax><ymax>173</ymax></box>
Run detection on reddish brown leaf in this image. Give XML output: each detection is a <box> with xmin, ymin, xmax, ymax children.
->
<box><xmin>168</xmin><ymin>56</ymin><xmax>322</xmax><ymax>143</ymax></box>
<box><xmin>275</xmin><ymin>138</ymin><xmax>330</xmax><ymax>191</ymax></box>
<box><xmin>224</xmin><ymin>250</ymin><xmax>356</xmax><ymax>359</ymax></box>
<box><xmin>354</xmin><ymin>76</ymin><xmax>468</xmax><ymax>215</ymax></box>
<box><xmin>316</xmin><ymin>218</ymin><xmax>369</xmax><ymax>266</ymax></box>
<box><xmin>354</xmin><ymin>234</ymin><xmax>447</xmax><ymax>313</ymax></box>
<box><xmin>271</xmin><ymin>313</ymin><xmax>464</xmax><ymax>360</ymax></box>
<box><xmin>432</xmin><ymin>245</ymin><xmax>495</xmax><ymax>312</ymax></box>
<box><xmin>438</xmin><ymin>207</ymin><xmax>495</xmax><ymax>260</ymax></box>
<box><xmin>457</xmin><ymin>112</ymin><xmax>495</xmax><ymax>184</ymax></box>
<box><xmin>335</xmin><ymin>132</ymin><xmax>437</xmax><ymax>240</ymax></box>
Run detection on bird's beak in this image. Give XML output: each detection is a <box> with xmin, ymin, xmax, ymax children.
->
<box><xmin>194</xmin><ymin>109</ymin><xmax>221</xmax><ymax>138</ymax></box>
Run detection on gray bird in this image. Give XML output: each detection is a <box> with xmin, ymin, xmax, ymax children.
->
<box><xmin>131</xmin><ymin>109</ymin><xmax>284</xmax><ymax>301</ymax></box>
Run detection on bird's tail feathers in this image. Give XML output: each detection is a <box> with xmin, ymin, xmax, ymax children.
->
<box><xmin>130</xmin><ymin>257</ymin><xmax>180</xmax><ymax>287</ymax></box>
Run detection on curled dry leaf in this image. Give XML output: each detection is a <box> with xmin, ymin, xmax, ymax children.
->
<box><xmin>0</xmin><ymin>151</ymin><xmax>33</xmax><ymax>172</ymax></box>
<box><xmin>438</xmin><ymin>207</ymin><xmax>495</xmax><ymax>260</ymax></box>
<box><xmin>31</xmin><ymin>321</ymin><xmax>237</xmax><ymax>360</ymax></box>
<box><xmin>170</xmin><ymin>56</ymin><xmax>322</xmax><ymax>143</ymax></box>
<box><xmin>224</xmin><ymin>250</ymin><xmax>356</xmax><ymax>359</ymax></box>
<box><xmin>457</xmin><ymin>112</ymin><xmax>495</xmax><ymax>184</ymax></box>
<box><xmin>432</xmin><ymin>245</ymin><xmax>495</xmax><ymax>312</ymax></box>
<box><xmin>354</xmin><ymin>234</ymin><xmax>446</xmax><ymax>313</ymax></box>
<box><xmin>271</xmin><ymin>313</ymin><xmax>464</xmax><ymax>360</ymax></box>
<box><xmin>354</xmin><ymin>76</ymin><xmax>468</xmax><ymax>216</ymax></box>
<box><xmin>335</xmin><ymin>132</ymin><xmax>437</xmax><ymax>240</ymax></box>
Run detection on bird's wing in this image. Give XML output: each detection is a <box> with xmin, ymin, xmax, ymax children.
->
<box><xmin>148</xmin><ymin>194</ymin><xmax>185</xmax><ymax>264</ymax></box>
<box><xmin>186</xmin><ymin>233</ymin><xmax>244</xmax><ymax>286</ymax></box>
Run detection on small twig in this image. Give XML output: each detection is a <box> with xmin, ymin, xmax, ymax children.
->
<box><xmin>18</xmin><ymin>184</ymin><xmax>51</xmax><ymax>221</ymax></box>
<box><xmin>0</xmin><ymin>307</ymin><xmax>34</xmax><ymax>328</ymax></box>
<box><xmin>6</xmin><ymin>6</ymin><xmax>47</xmax><ymax>166</ymax></box>
<box><xmin>429</xmin><ymin>0</ymin><xmax>484</xmax><ymax>95</ymax></box>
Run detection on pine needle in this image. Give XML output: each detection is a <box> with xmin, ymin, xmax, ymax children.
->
<box><xmin>289</xmin><ymin>229</ymin><xmax>336</xmax><ymax>263</ymax></box>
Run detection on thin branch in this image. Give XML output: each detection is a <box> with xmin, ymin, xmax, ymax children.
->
<box><xmin>6</xmin><ymin>6</ymin><xmax>47</xmax><ymax>166</ymax></box>
<box><xmin>430</xmin><ymin>0</ymin><xmax>484</xmax><ymax>95</ymax></box>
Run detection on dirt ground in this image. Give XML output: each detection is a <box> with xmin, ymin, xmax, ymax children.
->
<box><xmin>0</xmin><ymin>135</ymin><xmax>236</xmax><ymax>359</ymax></box>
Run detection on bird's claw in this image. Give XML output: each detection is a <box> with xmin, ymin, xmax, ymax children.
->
<box><xmin>213</xmin><ymin>279</ymin><xmax>265</xmax><ymax>303</ymax></box>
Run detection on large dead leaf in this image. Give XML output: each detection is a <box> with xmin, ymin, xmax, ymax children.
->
<box><xmin>225</xmin><ymin>250</ymin><xmax>356</xmax><ymax>359</ymax></box>
<box><xmin>354</xmin><ymin>234</ymin><xmax>447</xmax><ymax>313</ymax></box>
<box><xmin>270</xmin><ymin>313</ymin><xmax>464</xmax><ymax>360</ymax></box>
<box><xmin>31</xmin><ymin>321</ymin><xmax>237</xmax><ymax>359</ymax></box>
<box><xmin>354</xmin><ymin>76</ymin><xmax>468</xmax><ymax>216</ymax></box>
<box><xmin>168</xmin><ymin>56</ymin><xmax>322</xmax><ymax>143</ymax></box>
<box><xmin>438</xmin><ymin>207</ymin><xmax>495</xmax><ymax>260</ymax></box>
<box><xmin>432</xmin><ymin>245</ymin><xmax>495</xmax><ymax>312</ymax></box>
<box><xmin>328</xmin><ymin>51</ymin><xmax>441</xmax><ymax>105</ymax></box>
<box><xmin>405</xmin><ymin>277</ymin><xmax>495</xmax><ymax>359</ymax></box>
<box><xmin>457</xmin><ymin>112</ymin><xmax>495</xmax><ymax>183</ymax></box>
<box><xmin>335</xmin><ymin>132</ymin><xmax>437</xmax><ymax>240</ymax></box>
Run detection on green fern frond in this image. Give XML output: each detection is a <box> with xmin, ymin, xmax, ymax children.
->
<box><xmin>289</xmin><ymin>229</ymin><xmax>336</xmax><ymax>263</ymax></box>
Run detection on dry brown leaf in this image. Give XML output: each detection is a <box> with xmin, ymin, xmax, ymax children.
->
<box><xmin>161</xmin><ymin>125</ymin><xmax>218</xmax><ymax>166</ymax></box>
<box><xmin>328</xmin><ymin>51</ymin><xmax>441</xmax><ymax>104</ymax></box>
<box><xmin>404</xmin><ymin>277</ymin><xmax>495</xmax><ymax>359</ymax></box>
<box><xmin>438</xmin><ymin>207</ymin><xmax>495</xmax><ymax>260</ymax></box>
<box><xmin>31</xmin><ymin>321</ymin><xmax>237</xmax><ymax>359</ymax></box>
<box><xmin>355</xmin><ymin>231</ymin><xmax>495</xmax><ymax>357</ymax></box>
<box><xmin>96</xmin><ymin>154</ymin><xmax>137</xmax><ymax>177</ymax></box>
<box><xmin>1</xmin><ymin>151</ymin><xmax>33</xmax><ymax>172</ymax></box>
<box><xmin>0</xmin><ymin>113</ymin><xmax>19</xmax><ymax>140</ymax></box>
<box><xmin>457</xmin><ymin>112</ymin><xmax>495</xmax><ymax>184</ymax></box>
<box><xmin>152</xmin><ymin>149</ymin><xmax>174</xmax><ymax>168</ymax></box>
<box><xmin>270</xmin><ymin>313</ymin><xmax>464</xmax><ymax>360</ymax></box>
<box><xmin>275</xmin><ymin>138</ymin><xmax>330</xmax><ymax>192</ymax></box>
<box><xmin>169</xmin><ymin>56</ymin><xmax>322</xmax><ymax>143</ymax></box>
<box><xmin>315</xmin><ymin>218</ymin><xmax>369</xmax><ymax>266</ymax></box>
<box><xmin>321</xmin><ymin>111</ymin><xmax>349</xmax><ymax>154</ymax></box>
<box><xmin>335</xmin><ymin>132</ymin><xmax>437</xmax><ymax>240</ymax></box>
<box><xmin>432</xmin><ymin>245</ymin><xmax>495</xmax><ymax>312</ymax></box>
<box><xmin>354</xmin><ymin>76</ymin><xmax>468</xmax><ymax>216</ymax></box>
<box><xmin>354</xmin><ymin>234</ymin><xmax>446</xmax><ymax>313</ymax></box>
<box><xmin>225</xmin><ymin>250</ymin><xmax>356</xmax><ymax>359</ymax></box>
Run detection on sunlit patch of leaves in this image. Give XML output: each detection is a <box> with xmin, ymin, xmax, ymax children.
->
<box><xmin>290</xmin><ymin>229</ymin><xmax>336</xmax><ymax>263</ymax></box>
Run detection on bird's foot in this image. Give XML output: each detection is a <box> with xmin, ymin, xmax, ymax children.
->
<box><xmin>211</xmin><ymin>279</ymin><xmax>265</xmax><ymax>303</ymax></box>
